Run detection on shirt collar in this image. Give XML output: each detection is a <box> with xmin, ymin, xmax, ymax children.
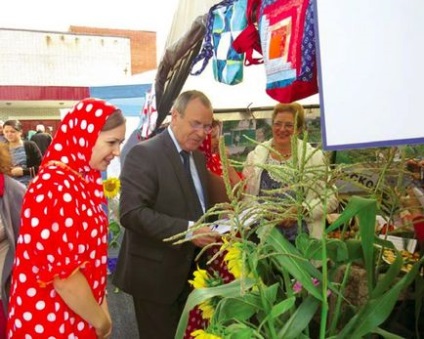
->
<box><xmin>167</xmin><ymin>126</ymin><xmax>184</xmax><ymax>154</ymax></box>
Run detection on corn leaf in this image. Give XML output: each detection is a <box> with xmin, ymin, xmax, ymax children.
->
<box><xmin>175</xmin><ymin>278</ymin><xmax>255</xmax><ymax>339</ymax></box>
<box><xmin>370</xmin><ymin>247</ymin><xmax>403</xmax><ymax>298</ymax></box>
<box><xmin>326</xmin><ymin>196</ymin><xmax>377</xmax><ymax>290</ymax></box>
<box><xmin>214</xmin><ymin>293</ymin><xmax>261</xmax><ymax>323</ymax></box>
<box><xmin>261</xmin><ymin>227</ymin><xmax>323</xmax><ymax>300</ymax></box>
<box><xmin>277</xmin><ymin>295</ymin><xmax>320</xmax><ymax>339</ymax></box>
<box><xmin>297</xmin><ymin>234</ymin><xmax>349</xmax><ymax>263</ymax></box>
<box><xmin>338</xmin><ymin>261</ymin><xmax>421</xmax><ymax>338</ymax></box>
<box><xmin>225</xmin><ymin>324</ymin><xmax>256</xmax><ymax>339</ymax></box>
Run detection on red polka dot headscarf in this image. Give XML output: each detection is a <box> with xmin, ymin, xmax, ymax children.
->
<box><xmin>42</xmin><ymin>98</ymin><xmax>118</xmax><ymax>172</ymax></box>
<box><xmin>34</xmin><ymin>97</ymin><xmax>120</xmax><ymax>205</ymax></box>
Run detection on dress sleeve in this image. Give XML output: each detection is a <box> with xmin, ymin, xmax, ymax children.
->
<box><xmin>23</xmin><ymin>180</ymin><xmax>91</xmax><ymax>285</ymax></box>
<box><xmin>304</xmin><ymin>149</ymin><xmax>339</xmax><ymax>221</ymax></box>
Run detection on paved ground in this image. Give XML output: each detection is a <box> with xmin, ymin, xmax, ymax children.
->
<box><xmin>107</xmin><ymin>275</ymin><xmax>139</xmax><ymax>339</ymax></box>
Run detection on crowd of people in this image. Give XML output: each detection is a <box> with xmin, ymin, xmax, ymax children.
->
<box><xmin>0</xmin><ymin>91</ymin><xmax>422</xmax><ymax>338</ymax></box>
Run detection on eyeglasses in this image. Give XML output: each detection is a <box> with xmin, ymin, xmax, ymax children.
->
<box><xmin>272</xmin><ymin>122</ymin><xmax>295</xmax><ymax>129</ymax></box>
<box><xmin>188</xmin><ymin>120</ymin><xmax>213</xmax><ymax>134</ymax></box>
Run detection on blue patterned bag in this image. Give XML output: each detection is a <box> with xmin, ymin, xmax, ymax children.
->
<box><xmin>191</xmin><ymin>0</ymin><xmax>247</xmax><ymax>85</ymax></box>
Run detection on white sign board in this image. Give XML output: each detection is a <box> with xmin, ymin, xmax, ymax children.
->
<box><xmin>315</xmin><ymin>0</ymin><xmax>424</xmax><ymax>150</ymax></box>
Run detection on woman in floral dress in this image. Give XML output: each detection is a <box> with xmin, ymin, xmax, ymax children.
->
<box><xmin>7</xmin><ymin>98</ymin><xmax>126</xmax><ymax>338</ymax></box>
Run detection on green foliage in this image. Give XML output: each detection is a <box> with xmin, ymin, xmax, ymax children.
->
<box><xmin>108</xmin><ymin>220</ymin><xmax>122</xmax><ymax>248</ymax></box>
<box><xmin>169</xmin><ymin>140</ymin><xmax>424</xmax><ymax>339</ymax></box>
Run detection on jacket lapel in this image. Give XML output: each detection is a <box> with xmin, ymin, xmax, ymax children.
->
<box><xmin>160</xmin><ymin>131</ymin><xmax>205</xmax><ymax>215</ymax></box>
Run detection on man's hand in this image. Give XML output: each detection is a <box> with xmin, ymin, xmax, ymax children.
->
<box><xmin>191</xmin><ymin>226</ymin><xmax>220</xmax><ymax>247</ymax></box>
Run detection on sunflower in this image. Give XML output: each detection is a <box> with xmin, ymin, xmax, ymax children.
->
<box><xmin>189</xmin><ymin>267</ymin><xmax>209</xmax><ymax>289</ymax></box>
<box><xmin>222</xmin><ymin>237</ymin><xmax>244</xmax><ymax>279</ymax></box>
<box><xmin>191</xmin><ymin>329</ymin><xmax>222</xmax><ymax>339</ymax></box>
<box><xmin>189</xmin><ymin>266</ymin><xmax>224</xmax><ymax>319</ymax></box>
<box><xmin>103</xmin><ymin>177</ymin><xmax>121</xmax><ymax>198</ymax></box>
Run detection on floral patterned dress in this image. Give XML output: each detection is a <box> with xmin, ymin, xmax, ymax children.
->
<box><xmin>7</xmin><ymin>98</ymin><xmax>118</xmax><ymax>338</ymax></box>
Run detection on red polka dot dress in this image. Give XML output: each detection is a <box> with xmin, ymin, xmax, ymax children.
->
<box><xmin>7</xmin><ymin>98</ymin><xmax>118</xmax><ymax>338</ymax></box>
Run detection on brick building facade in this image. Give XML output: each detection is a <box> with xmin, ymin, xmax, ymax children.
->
<box><xmin>69</xmin><ymin>26</ymin><xmax>157</xmax><ymax>75</ymax></box>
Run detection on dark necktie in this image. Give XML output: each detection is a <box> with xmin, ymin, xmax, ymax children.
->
<box><xmin>180</xmin><ymin>150</ymin><xmax>203</xmax><ymax>218</ymax></box>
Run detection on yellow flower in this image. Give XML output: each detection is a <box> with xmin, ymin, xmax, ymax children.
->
<box><xmin>188</xmin><ymin>266</ymin><xmax>209</xmax><ymax>289</ymax></box>
<box><xmin>191</xmin><ymin>329</ymin><xmax>222</xmax><ymax>339</ymax></box>
<box><xmin>103</xmin><ymin>177</ymin><xmax>121</xmax><ymax>199</ymax></box>
<box><xmin>222</xmin><ymin>238</ymin><xmax>244</xmax><ymax>279</ymax></box>
<box><xmin>189</xmin><ymin>266</ymin><xmax>223</xmax><ymax>320</ymax></box>
<box><xmin>198</xmin><ymin>300</ymin><xmax>215</xmax><ymax>320</ymax></box>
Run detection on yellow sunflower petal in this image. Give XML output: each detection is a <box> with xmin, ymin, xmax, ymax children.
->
<box><xmin>199</xmin><ymin>299</ymin><xmax>215</xmax><ymax>319</ymax></box>
<box><xmin>223</xmin><ymin>243</ymin><xmax>243</xmax><ymax>278</ymax></box>
<box><xmin>103</xmin><ymin>177</ymin><xmax>121</xmax><ymax>198</ymax></box>
<box><xmin>191</xmin><ymin>329</ymin><xmax>222</xmax><ymax>339</ymax></box>
<box><xmin>188</xmin><ymin>266</ymin><xmax>209</xmax><ymax>289</ymax></box>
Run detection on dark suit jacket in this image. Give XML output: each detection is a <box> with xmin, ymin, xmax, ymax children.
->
<box><xmin>113</xmin><ymin>130</ymin><xmax>210</xmax><ymax>304</ymax></box>
<box><xmin>30</xmin><ymin>132</ymin><xmax>52</xmax><ymax>156</ymax></box>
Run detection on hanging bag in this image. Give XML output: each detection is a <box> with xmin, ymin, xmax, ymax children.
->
<box><xmin>190</xmin><ymin>0</ymin><xmax>248</xmax><ymax>85</ymax></box>
<box><xmin>232</xmin><ymin>0</ymin><xmax>263</xmax><ymax>66</ymax></box>
<box><xmin>259</xmin><ymin>0</ymin><xmax>318</xmax><ymax>102</ymax></box>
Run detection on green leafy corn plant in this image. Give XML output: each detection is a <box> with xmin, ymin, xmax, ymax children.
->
<box><xmin>166</xmin><ymin>137</ymin><xmax>424</xmax><ymax>339</ymax></box>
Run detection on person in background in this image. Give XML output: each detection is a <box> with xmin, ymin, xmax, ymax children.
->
<box><xmin>26</xmin><ymin>130</ymin><xmax>36</xmax><ymax>141</ymax></box>
<box><xmin>400</xmin><ymin>187</ymin><xmax>424</xmax><ymax>248</ymax></box>
<box><xmin>7</xmin><ymin>98</ymin><xmax>126</xmax><ymax>339</ymax></box>
<box><xmin>0</xmin><ymin>144</ymin><xmax>25</xmax><ymax>339</ymax></box>
<box><xmin>199</xmin><ymin>118</ymin><xmax>242</xmax><ymax>187</ymax></box>
<box><xmin>113</xmin><ymin>90</ymin><xmax>220</xmax><ymax>339</ymax></box>
<box><xmin>0</xmin><ymin>122</ymin><xmax>6</xmax><ymax>143</ymax></box>
<box><xmin>30</xmin><ymin>124</ymin><xmax>53</xmax><ymax>156</ymax></box>
<box><xmin>2</xmin><ymin>120</ymin><xmax>42</xmax><ymax>187</ymax></box>
<box><xmin>242</xmin><ymin>102</ymin><xmax>339</xmax><ymax>240</ymax></box>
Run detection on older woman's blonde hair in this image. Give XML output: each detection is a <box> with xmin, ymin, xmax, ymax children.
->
<box><xmin>0</xmin><ymin>143</ymin><xmax>12</xmax><ymax>174</ymax></box>
<box><xmin>271</xmin><ymin>102</ymin><xmax>305</xmax><ymax>132</ymax></box>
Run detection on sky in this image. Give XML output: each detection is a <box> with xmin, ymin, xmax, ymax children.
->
<box><xmin>1</xmin><ymin>0</ymin><xmax>179</xmax><ymax>56</ymax></box>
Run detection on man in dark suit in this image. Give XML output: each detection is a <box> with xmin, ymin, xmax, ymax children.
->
<box><xmin>113</xmin><ymin>90</ymin><xmax>219</xmax><ymax>338</ymax></box>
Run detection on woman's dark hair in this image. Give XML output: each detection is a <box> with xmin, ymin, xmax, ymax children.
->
<box><xmin>102</xmin><ymin>109</ymin><xmax>126</xmax><ymax>132</ymax></box>
<box><xmin>4</xmin><ymin>119</ymin><xmax>23</xmax><ymax>132</ymax></box>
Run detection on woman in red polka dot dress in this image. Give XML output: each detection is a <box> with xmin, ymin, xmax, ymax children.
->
<box><xmin>7</xmin><ymin>98</ymin><xmax>126</xmax><ymax>339</ymax></box>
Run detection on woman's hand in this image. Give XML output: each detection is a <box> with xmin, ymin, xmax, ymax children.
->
<box><xmin>95</xmin><ymin>316</ymin><xmax>112</xmax><ymax>339</ymax></box>
<box><xmin>96</xmin><ymin>297</ymin><xmax>112</xmax><ymax>338</ymax></box>
<box><xmin>53</xmin><ymin>270</ymin><xmax>112</xmax><ymax>338</ymax></box>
